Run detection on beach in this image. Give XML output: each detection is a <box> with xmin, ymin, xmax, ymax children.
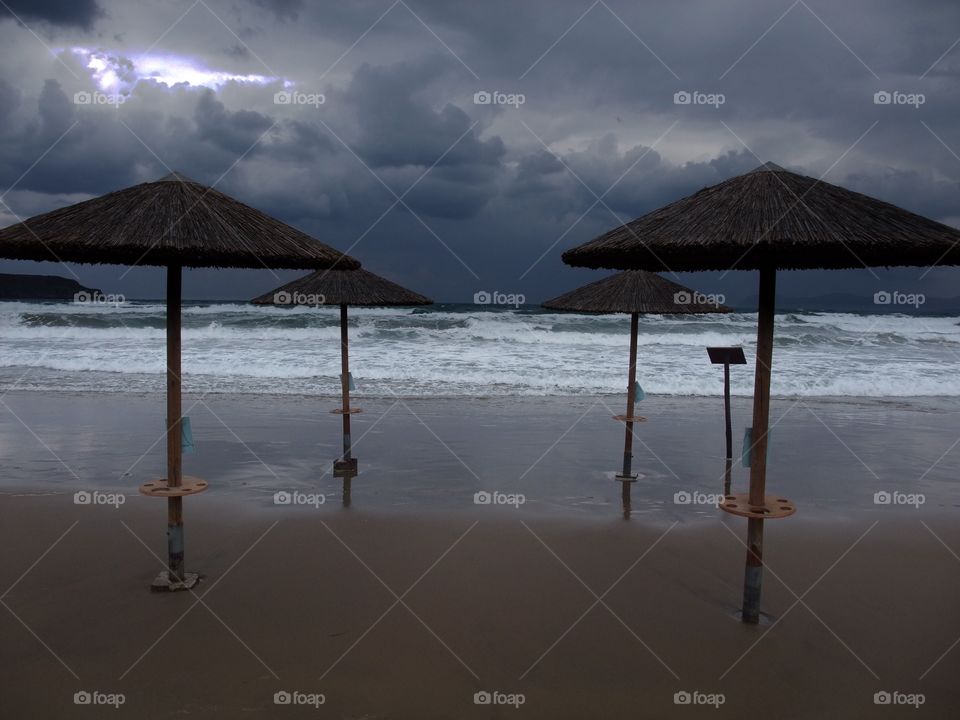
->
<box><xmin>1</xmin><ymin>390</ymin><xmax>958</xmax><ymax>718</ymax></box>
<box><xmin>3</xmin><ymin>0</ymin><xmax>960</xmax><ymax>716</ymax></box>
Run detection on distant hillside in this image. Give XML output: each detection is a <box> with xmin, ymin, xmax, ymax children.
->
<box><xmin>0</xmin><ymin>273</ymin><xmax>101</xmax><ymax>301</ymax></box>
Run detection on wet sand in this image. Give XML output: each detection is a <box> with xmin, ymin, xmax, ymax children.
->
<box><xmin>1</xmin><ymin>391</ymin><xmax>958</xmax><ymax>518</ymax></box>
<box><xmin>0</xmin><ymin>391</ymin><xmax>959</xmax><ymax>717</ymax></box>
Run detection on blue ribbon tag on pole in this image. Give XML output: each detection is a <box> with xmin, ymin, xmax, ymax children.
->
<box><xmin>742</xmin><ymin>427</ymin><xmax>770</xmax><ymax>468</ymax></box>
<box><xmin>634</xmin><ymin>382</ymin><xmax>645</xmax><ymax>401</ymax></box>
<box><xmin>181</xmin><ymin>416</ymin><xmax>194</xmax><ymax>454</ymax></box>
<box><xmin>166</xmin><ymin>417</ymin><xmax>194</xmax><ymax>454</ymax></box>
<box><xmin>341</xmin><ymin>372</ymin><xmax>356</xmax><ymax>391</ymax></box>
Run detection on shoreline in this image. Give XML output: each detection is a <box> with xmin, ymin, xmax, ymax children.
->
<box><xmin>3</xmin><ymin>386</ymin><xmax>960</xmax><ymax>402</ymax></box>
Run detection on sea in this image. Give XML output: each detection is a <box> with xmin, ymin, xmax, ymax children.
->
<box><xmin>0</xmin><ymin>300</ymin><xmax>957</xmax><ymax>398</ymax></box>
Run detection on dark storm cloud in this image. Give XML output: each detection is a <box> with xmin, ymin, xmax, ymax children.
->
<box><xmin>515</xmin><ymin>150</ymin><xmax>564</xmax><ymax>183</ymax></box>
<box><xmin>194</xmin><ymin>91</ymin><xmax>273</xmax><ymax>154</ymax></box>
<box><xmin>1</xmin><ymin>0</ymin><xmax>960</xmax><ymax>302</ymax></box>
<box><xmin>223</xmin><ymin>44</ymin><xmax>252</xmax><ymax>60</ymax></box>
<box><xmin>343</xmin><ymin>61</ymin><xmax>505</xmax><ymax>171</ymax></box>
<box><xmin>0</xmin><ymin>0</ymin><xmax>102</xmax><ymax>30</ymax></box>
<box><xmin>37</xmin><ymin>79</ymin><xmax>74</xmax><ymax>136</ymax></box>
<box><xmin>251</xmin><ymin>0</ymin><xmax>303</xmax><ymax>22</ymax></box>
<box><xmin>0</xmin><ymin>78</ymin><xmax>21</xmax><ymax>126</ymax></box>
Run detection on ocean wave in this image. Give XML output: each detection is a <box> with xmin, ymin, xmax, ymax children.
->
<box><xmin>0</xmin><ymin>301</ymin><xmax>958</xmax><ymax>397</ymax></box>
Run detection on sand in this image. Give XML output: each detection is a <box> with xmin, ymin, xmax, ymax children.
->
<box><xmin>0</xmin><ymin>391</ymin><xmax>958</xmax><ymax>718</ymax></box>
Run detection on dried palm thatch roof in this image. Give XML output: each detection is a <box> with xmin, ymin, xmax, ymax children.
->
<box><xmin>562</xmin><ymin>162</ymin><xmax>960</xmax><ymax>271</ymax></box>
<box><xmin>251</xmin><ymin>268</ymin><xmax>432</xmax><ymax>306</ymax></box>
<box><xmin>0</xmin><ymin>172</ymin><xmax>359</xmax><ymax>270</ymax></box>
<box><xmin>543</xmin><ymin>270</ymin><xmax>731</xmax><ymax>314</ymax></box>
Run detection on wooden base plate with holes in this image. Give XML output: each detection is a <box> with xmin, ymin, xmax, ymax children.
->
<box><xmin>718</xmin><ymin>493</ymin><xmax>796</xmax><ymax>519</ymax></box>
<box><xmin>139</xmin><ymin>476</ymin><xmax>209</xmax><ymax>498</ymax></box>
<box><xmin>150</xmin><ymin>570</ymin><xmax>201</xmax><ymax>592</ymax></box>
<box><xmin>612</xmin><ymin>415</ymin><xmax>646</xmax><ymax>423</ymax></box>
<box><xmin>331</xmin><ymin>408</ymin><xmax>363</xmax><ymax>414</ymax></box>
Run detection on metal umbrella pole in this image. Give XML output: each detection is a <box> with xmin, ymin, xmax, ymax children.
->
<box><xmin>138</xmin><ymin>263</ymin><xmax>208</xmax><ymax>591</ymax></box>
<box><xmin>333</xmin><ymin>303</ymin><xmax>359</xmax><ymax>477</ymax></box>
<box><xmin>615</xmin><ymin>312</ymin><xmax>642</xmax><ymax>481</ymax></box>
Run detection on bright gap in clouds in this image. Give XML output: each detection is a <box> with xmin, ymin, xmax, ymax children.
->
<box><xmin>69</xmin><ymin>47</ymin><xmax>283</xmax><ymax>92</ymax></box>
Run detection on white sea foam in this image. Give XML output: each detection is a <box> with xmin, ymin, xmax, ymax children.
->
<box><xmin>0</xmin><ymin>301</ymin><xmax>957</xmax><ymax>397</ymax></box>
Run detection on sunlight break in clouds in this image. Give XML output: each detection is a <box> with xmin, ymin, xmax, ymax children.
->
<box><xmin>68</xmin><ymin>47</ymin><xmax>281</xmax><ymax>92</ymax></box>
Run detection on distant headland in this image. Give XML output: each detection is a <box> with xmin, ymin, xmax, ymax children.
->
<box><xmin>0</xmin><ymin>273</ymin><xmax>101</xmax><ymax>301</ymax></box>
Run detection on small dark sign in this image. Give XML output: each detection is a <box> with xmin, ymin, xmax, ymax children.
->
<box><xmin>707</xmin><ymin>346</ymin><xmax>747</xmax><ymax>365</ymax></box>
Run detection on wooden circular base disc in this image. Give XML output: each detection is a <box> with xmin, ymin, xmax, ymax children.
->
<box><xmin>612</xmin><ymin>414</ymin><xmax>646</xmax><ymax>423</ymax></box>
<box><xmin>331</xmin><ymin>408</ymin><xmax>363</xmax><ymax>415</ymax></box>
<box><xmin>139</xmin><ymin>476</ymin><xmax>209</xmax><ymax>498</ymax></box>
<box><xmin>718</xmin><ymin>493</ymin><xmax>795</xmax><ymax>519</ymax></box>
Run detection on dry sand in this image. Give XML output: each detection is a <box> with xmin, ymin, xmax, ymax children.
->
<box><xmin>1</xmin><ymin>495</ymin><xmax>958</xmax><ymax>718</ymax></box>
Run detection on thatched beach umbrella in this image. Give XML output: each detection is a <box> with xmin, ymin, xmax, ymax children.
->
<box><xmin>562</xmin><ymin>162</ymin><xmax>960</xmax><ymax>622</ymax></box>
<box><xmin>0</xmin><ymin>172</ymin><xmax>358</xmax><ymax>590</ymax></box>
<box><xmin>543</xmin><ymin>270</ymin><xmax>730</xmax><ymax>484</ymax></box>
<box><xmin>252</xmin><ymin>268</ymin><xmax>432</xmax><ymax>477</ymax></box>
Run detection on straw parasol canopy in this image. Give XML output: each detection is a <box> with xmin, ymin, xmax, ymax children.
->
<box><xmin>252</xmin><ymin>267</ymin><xmax>432</xmax><ymax>479</ymax></box>
<box><xmin>544</xmin><ymin>270</ymin><xmax>729</xmax><ymax>482</ymax></box>
<box><xmin>0</xmin><ymin>172</ymin><xmax>358</xmax><ymax>270</ymax></box>
<box><xmin>543</xmin><ymin>270</ymin><xmax>732</xmax><ymax>314</ymax></box>
<box><xmin>251</xmin><ymin>268</ymin><xmax>432</xmax><ymax>306</ymax></box>
<box><xmin>0</xmin><ymin>171</ymin><xmax>358</xmax><ymax>591</ymax></box>
<box><xmin>561</xmin><ymin>161</ymin><xmax>960</xmax><ymax>623</ymax></box>
<box><xmin>563</xmin><ymin>162</ymin><xmax>960</xmax><ymax>272</ymax></box>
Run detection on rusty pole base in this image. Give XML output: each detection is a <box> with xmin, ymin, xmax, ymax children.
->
<box><xmin>740</xmin><ymin>515</ymin><xmax>765</xmax><ymax>624</ymax></box>
<box><xmin>150</xmin><ymin>570</ymin><xmax>201</xmax><ymax>593</ymax></box>
<box><xmin>741</xmin><ymin>565</ymin><xmax>763</xmax><ymax>624</ymax></box>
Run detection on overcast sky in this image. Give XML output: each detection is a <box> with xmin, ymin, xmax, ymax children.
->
<box><xmin>0</xmin><ymin>0</ymin><xmax>959</xmax><ymax>303</ymax></box>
